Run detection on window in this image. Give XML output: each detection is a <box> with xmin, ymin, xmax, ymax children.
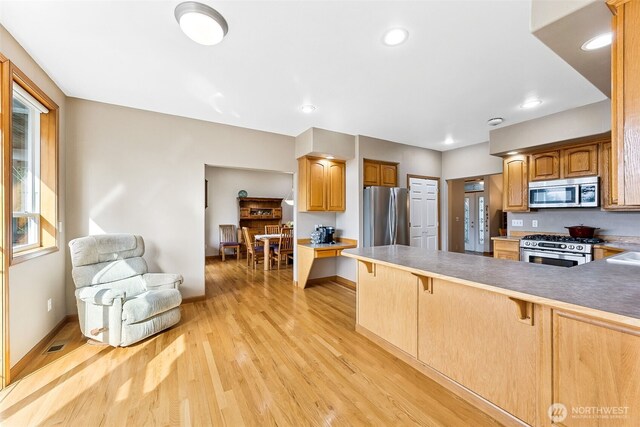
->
<box><xmin>12</xmin><ymin>85</ymin><xmax>47</xmax><ymax>252</ymax></box>
<box><xmin>2</xmin><ymin>63</ymin><xmax>59</xmax><ymax>264</ymax></box>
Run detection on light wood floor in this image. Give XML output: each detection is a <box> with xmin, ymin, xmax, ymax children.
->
<box><xmin>0</xmin><ymin>259</ymin><xmax>503</xmax><ymax>426</ymax></box>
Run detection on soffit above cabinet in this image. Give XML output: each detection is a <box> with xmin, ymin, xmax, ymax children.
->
<box><xmin>531</xmin><ymin>0</ymin><xmax>612</xmax><ymax>97</ymax></box>
<box><xmin>295</xmin><ymin>127</ymin><xmax>355</xmax><ymax>160</ymax></box>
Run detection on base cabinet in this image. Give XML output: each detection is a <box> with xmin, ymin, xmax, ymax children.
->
<box><xmin>553</xmin><ymin>312</ymin><xmax>640</xmax><ymax>427</ymax></box>
<box><xmin>419</xmin><ymin>279</ymin><xmax>540</xmax><ymax>425</ymax></box>
<box><xmin>357</xmin><ymin>262</ymin><xmax>417</xmax><ymax>356</ymax></box>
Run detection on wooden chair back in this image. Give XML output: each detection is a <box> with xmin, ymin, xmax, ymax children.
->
<box><xmin>265</xmin><ymin>224</ymin><xmax>281</xmax><ymax>234</ymax></box>
<box><xmin>281</xmin><ymin>226</ymin><xmax>293</xmax><ymax>237</ymax></box>
<box><xmin>277</xmin><ymin>235</ymin><xmax>294</xmax><ymax>252</ymax></box>
<box><xmin>219</xmin><ymin>224</ymin><xmax>238</xmax><ymax>243</ymax></box>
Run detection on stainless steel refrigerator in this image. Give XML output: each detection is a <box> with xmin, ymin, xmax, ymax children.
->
<box><xmin>363</xmin><ymin>186</ymin><xmax>409</xmax><ymax>246</ymax></box>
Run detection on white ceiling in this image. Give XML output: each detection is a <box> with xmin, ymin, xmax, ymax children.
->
<box><xmin>0</xmin><ymin>0</ymin><xmax>606</xmax><ymax>151</ymax></box>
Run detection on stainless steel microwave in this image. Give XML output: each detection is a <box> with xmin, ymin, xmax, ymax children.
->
<box><xmin>529</xmin><ymin>177</ymin><xmax>599</xmax><ymax>208</ymax></box>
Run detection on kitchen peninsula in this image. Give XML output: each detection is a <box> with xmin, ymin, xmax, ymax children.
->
<box><xmin>342</xmin><ymin>245</ymin><xmax>640</xmax><ymax>426</ymax></box>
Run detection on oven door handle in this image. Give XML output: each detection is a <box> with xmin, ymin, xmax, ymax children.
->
<box><xmin>522</xmin><ymin>249</ymin><xmax>585</xmax><ymax>259</ymax></box>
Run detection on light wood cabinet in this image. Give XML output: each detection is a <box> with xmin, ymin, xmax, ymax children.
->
<box><xmin>493</xmin><ymin>239</ymin><xmax>520</xmax><ymax>261</ymax></box>
<box><xmin>418</xmin><ymin>279</ymin><xmax>540</xmax><ymax>425</ymax></box>
<box><xmin>503</xmin><ymin>155</ymin><xmax>528</xmax><ymax>212</ymax></box>
<box><xmin>529</xmin><ymin>150</ymin><xmax>560</xmax><ymax>181</ymax></box>
<box><xmin>363</xmin><ymin>160</ymin><xmax>380</xmax><ymax>186</ymax></box>
<box><xmin>362</xmin><ymin>159</ymin><xmax>398</xmax><ymax>187</ymax></box>
<box><xmin>553</xmin><ymin>311</ymin><xmax>640</xmax><ymax>426</ymax></box>
<box><xmin>357</xmin><ymin>261</ymin><xmax>417</xmax><ymax>356</ymax></box>
<box><xmin>298</xmin><ymin>156</ymin><xmax>346</xmax><ymax>212</ymax></box>
<box><xmin>561</xmin><ymin>143</ymin><xmax>599</xmax><ymax>178</ymax></box>
<box><xmin>594</xmin><ymin>246</ymin><xmax>625</xmax><ymax>260</ymax></box>
<box><xmin>601</xmin><ymin>141</ymin><xmax>640</xmax><ymax>210</ymax></box>
<box><xmin>380</xmin><ymin>164</ymin><xmax>397</xmax><ymax>186</ymax></box>
<box><xmin>609</xmin><ymin>0</ymin><xmax>640</xmax><ymax>207</ymax></box>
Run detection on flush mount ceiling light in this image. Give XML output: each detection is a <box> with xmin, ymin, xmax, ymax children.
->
<box><xmin>325</xmin><ymin>155</ymin><xmax>335</xmax><ymax>159</ymax></box>
<box><xmin>175</xmin><ymin>2</ymin><xmax>228</xmax><ymax>46</ymax></box>
<box><xmin>581</xmin><ymin>32</ymin><xmax>613</xmax><ymax>51</ymax></box>
<box><xmin>444</xmin><ymin>136</ymin><xmax>454</xmax><ymax>145</ymax></box>
<box><xmin>520</xmin><ymin>98</ymin><xmax>542</xmax><ymax>109</ymax></box>
<box><xmin>506</xmin><ymin>151</ymin><xmax>519</xmax><ymax>155</ymax></box>
<box><xmin>301</xmin><ymin>104</ymin><xmax>316</xmax><ymax>113</ymax></box>
<box><xmin>383</xmin><ymin>28</ymin><xmax>409</xmax><ymax>46</ymax></box>
<box><xmin>487</xmin><ymin>117</ymin><xmax>504</xmax><ymax>126</ymax></box>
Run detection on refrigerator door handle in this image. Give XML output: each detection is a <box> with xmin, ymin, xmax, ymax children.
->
<box><xmin>390</xmin><ymin>190</ymin><xmax>397</xmax><ymax>244</ymax></box>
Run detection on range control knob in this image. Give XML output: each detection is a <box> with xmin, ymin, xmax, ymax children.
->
<box><xmin>561</xmin><ymin>244</ymin><xmax>567</xmax><ymax>249</ymax></box>
<box><xmin>568</xmin><ymin>245</ymin><xmax>575</xmax><ymax>250</ymax></box>
<box><xmin>531</xmin><ymin>242</ymin><xmax>537</xmax><ymax>246</ymax></box>
<box><xmin>576</xmin><ymin>245</ymin><xmax>584</xmax><ymax>251</ymax></box>
<box><xmin>525</xmin><ymin>241</ymin><xmax>530</xmax><ymax>246</ymax></box>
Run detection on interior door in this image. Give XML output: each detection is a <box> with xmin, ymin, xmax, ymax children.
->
<box><xmin>409</xmin><ymin>177</ymin><xmax>439</xmax><ymax>250</ymax></box>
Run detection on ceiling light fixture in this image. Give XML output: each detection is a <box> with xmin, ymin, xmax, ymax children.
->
<box><xmin>383</xmin><ymin>28</ymin><xmax>409</xmax><ymax>46</ymax></box>
<box><xmin>444</xmin><ymin>136</ymin><xmax>454</xmax><ymax>145</ymax></box>
<box><xmin>326</xmin><ymin>155</ymin><xmax>335</xmax><ymax>159</ymax></box>
<box><xmin>301</xmin><ymin>104</ymin><xmax>316</xmax><ymax>113</ymax></box>
<box><xmin>581</xmin><ymin>32</ymin><xmax>613</xmax><ymax>51</ymax></box>
<box><xmin>506</xmin><ymin>151</ymin><xmax>519</xmax><ymax>155</ymax></box>
<box><xmin>520</xmin><ymin>99</ymin><xmax>542</xmax><ymax>109</ymax></box>
<box><xmin>175</xmin><ymin>2</ymin><xmax>228</xmax><ymax>46</ymax></box>
<box><xmin>283</xmin><ymin>188</ymin><xmax>294</xmax><ymax>206</ymax></box>
<box><xmin>487</xmin><ymin>117</ymin><xmax>504</xmax><ymax>126</ymax></box>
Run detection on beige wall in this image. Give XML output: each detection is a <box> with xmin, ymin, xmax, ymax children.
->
<box><xmin>0</xmin><ymin>25</ymin><xmax>68</xmax><ymax>366</ymax></box>
<box><xmin>65</xmin><ymin>98</ymin><xmax>296</xmax><ymax>302</ymax></box>
<box><xmin>489</xmin><ymin>100</ymin><xmax>610</xmax><ymax>155</ymax></box>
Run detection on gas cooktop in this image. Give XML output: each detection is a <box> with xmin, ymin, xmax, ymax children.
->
<box><xmin>521</xmin><ymin>234</ymin><xmax>605</xmax><ymax>245</ymax></box>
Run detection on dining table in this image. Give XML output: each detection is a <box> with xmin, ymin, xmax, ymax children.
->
<box><xmin>254</xmin><ymin>233</ymin><xmax>283</xmax><ymax>271</ymax></box>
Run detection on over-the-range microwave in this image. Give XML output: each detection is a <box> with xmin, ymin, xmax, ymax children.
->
<box><xmin>528</xmin><ymin>177</ymin><xmax>599</xmax><ymax>208</ymax></box>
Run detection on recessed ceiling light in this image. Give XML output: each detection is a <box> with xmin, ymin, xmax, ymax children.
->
<box><xmin>175</xmin><ymin>2</ymin><xmax>228</xmax><ymax>46</ymax></box>
<box><xmin>301</xmin><ymin>104</ymin><xmax>316</xmax><ymax>113</ymax></box>
<box><xmin>383</xmin><ymin>28</ymin><xmax>409</xmax><ymax>46</ymax></box>
<box><xmin>487</xmin><ymin>117</ymin><xmax>504</xmax><ymax>126</ymax></box>
<box><xmin>520</xmin><ymin>99</ymin><xmax>542</xmax><ymax>109</ymax></box>
<box><xmin>581</xmin><ymin>32</ymin><xmax>613</xmax><ymax>51</ymax></box>
<box><xmin>506</xmin><ymin>151</ymin><xmax>519</xmax><ymax>155</ymax></box>
<box><xmin>444</xmin><ymin>136</ymin><xmax>454</xmax><ymax>145</ymax></box>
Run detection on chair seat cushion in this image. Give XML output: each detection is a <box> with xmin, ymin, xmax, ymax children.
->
<box><xmin>220</xmin><ymin>241</ymin><xmax>239</xmax><ymax>246</ymax></box>
<box><xmin>122</xmin><ymin>289</ymin><xmax>182</xmax><ymax>325</ymax></box>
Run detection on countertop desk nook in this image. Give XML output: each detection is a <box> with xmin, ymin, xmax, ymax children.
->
<box><xmin>342</xmin><ymin>245</ymin><xmax>640</xmax><ymax>427</ymax></box>
<box><xmin>297</xmin><ymin>238</ymin><xmax>357</xmax><ymax>288</ymax></box>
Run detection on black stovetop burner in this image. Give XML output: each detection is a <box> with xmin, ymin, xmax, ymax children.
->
<box><xmin>522</xmin><ymin>234</ymin><xmax>605</xmax><ymax>244</ymax></box>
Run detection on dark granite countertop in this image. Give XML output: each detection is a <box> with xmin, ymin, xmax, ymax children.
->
<box><xmin>342</xmin><ymin>245</ymin><xmax>640</xmax><ymax>326</ymax></box>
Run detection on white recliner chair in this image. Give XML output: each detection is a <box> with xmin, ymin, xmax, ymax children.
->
<box><xmin>68</xmin><ymin>234</ymin><xmax>183</xmax><ymax>347</ymax></box>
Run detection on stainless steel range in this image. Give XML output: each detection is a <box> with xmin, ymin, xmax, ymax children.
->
<box><xmin>520</xmin><ymin>234</ymin><xmax>604</xmax><ymax>267</ymax></box>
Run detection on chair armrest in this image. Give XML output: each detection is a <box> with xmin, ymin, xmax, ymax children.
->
<box><xmin>75</xmin><ymin>287</ymin><xmax>125</xmax><ymax>306</ymax></box>
<box><xmin>142</xmin><ymin>273</ymin><xmax>183</xmax><ymax>290</ymax></box>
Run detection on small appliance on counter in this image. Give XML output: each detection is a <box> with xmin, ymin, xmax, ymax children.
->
<box><xmin>520</xmin><ymin>234</ymin><xmax>604</xmax><ymax>267</ymax></box>
<box><xmin>310</xmin><ymin>225</ymin><xmax>336</xmax><ymax>245</ymax></box>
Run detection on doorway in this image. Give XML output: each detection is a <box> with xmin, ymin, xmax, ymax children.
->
<box><xmin>408</xmin><ymin>175</ymin><xmax>440</xmax><ymax>250</ymax></box>
<box><xmin>448</xmin><ymin>174</ymin><xmax>503</xmax><ymax>255</ymax></box>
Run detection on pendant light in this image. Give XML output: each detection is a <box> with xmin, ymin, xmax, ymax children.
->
<box><xmin>283</xmin><ymin>188</ymin><xmax>294</xmax><ymax>206</ymax></box>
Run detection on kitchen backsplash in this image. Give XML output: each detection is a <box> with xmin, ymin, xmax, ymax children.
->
<box><xmin>508</xmin><ymin>209</ymin><xmax>640</xmax><ymax>236</ymax></box>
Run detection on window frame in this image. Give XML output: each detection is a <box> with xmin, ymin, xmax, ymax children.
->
<box><xmin>3</xmin><ymin>64</ymin><xmax>59</xmax><ymax>265</ymax></box>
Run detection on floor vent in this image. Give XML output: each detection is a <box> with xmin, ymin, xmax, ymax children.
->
<box><xmin>45</xmin><ymin>342</ymin><xmax>66</xmax><ymax>353</ymax></box>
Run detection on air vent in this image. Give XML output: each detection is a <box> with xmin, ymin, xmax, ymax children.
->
<box><xmin>45</xmin><ymin>342</ymin><xmax>66</xmax><ymax>353</ymax></box>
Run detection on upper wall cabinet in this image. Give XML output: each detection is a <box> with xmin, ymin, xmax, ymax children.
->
<box><xmin>609</xmin><ymin>0</ymin><xmax>640</xmax><ymax>207</ymax></box>
<box><xmin>529</xmin><ymin>151</ymin><xmax>560</xmax><ymax>181</ymax></box>
<box><xmin>561</xmin><ymin>143</ymin><xmax>599</xmax><ymax>178</ymax></box>
<box><xmin>363</xmin><ymin>159</ymin><xmax>398</xmax><ymax>187</ymax></box>
<box><xmin>503</xmin><ymin>155</ymin><xmax>528</xmax><ymax>212</ymax></box>
<box><xmin>298</xmin><ymin>156</ymin><xmax>346</xmax><ymax>212</ymax></box>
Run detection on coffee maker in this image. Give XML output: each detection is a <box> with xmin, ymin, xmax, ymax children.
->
<box><xmin>315</xmin><ymin>225</ymin><xmax>336</xmax><ymax>244</ymax></box>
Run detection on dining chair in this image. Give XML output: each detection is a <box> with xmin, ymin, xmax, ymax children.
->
<box><xmin>270</xmin><ymin>235</ymin><xmax>294</xmax><ymax>269</ymax></box>
<box><xmin>219</xmin><ymin>224</ymin><xmax>240</xmax><ymax>261</ymax></box>
<box><xmin>242</xmin><ymin>227</ymin><xmax>264</xmax><ymax>269</ymax></box>
<box><xmin>265</xmin><ymin>224</ymin><xmax>281</xmax><ymax>234</ymax></box>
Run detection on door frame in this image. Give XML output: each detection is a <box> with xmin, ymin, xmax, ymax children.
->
<box><xmin>0</xmin><ymin>52</ymin><xmax>10</xmax><ymax>388</ymax></box>
<box><xmin>406</xmin><ymin>174</ymin><xmax>441</xmax><ymax>250</ymax></box>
